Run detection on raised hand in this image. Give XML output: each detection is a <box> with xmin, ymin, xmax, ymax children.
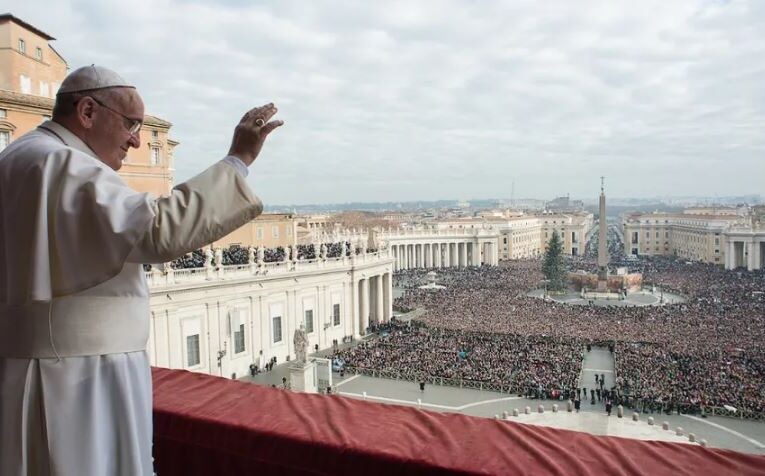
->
<box><xmin>228</xmin><ymin>103</ymin><xmax>284</xmax><ymax>166</ymax></box>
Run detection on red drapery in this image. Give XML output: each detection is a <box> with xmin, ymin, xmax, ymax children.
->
<box><xmin>152</xmin><ymin>368</ymin><xmax>765</xmax><ymax>475</ymax></box>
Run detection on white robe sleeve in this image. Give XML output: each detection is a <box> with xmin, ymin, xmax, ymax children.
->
<box><xmin>126</xmin><ymin>160</ymin><xmax>263</xmax><ymax>264</ymax></box>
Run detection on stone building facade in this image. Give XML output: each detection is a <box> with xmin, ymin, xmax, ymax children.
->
<box><xmin>622</xmin><ymin>209</ymin><xmax>764</xmax><ymax>270</ymax></box>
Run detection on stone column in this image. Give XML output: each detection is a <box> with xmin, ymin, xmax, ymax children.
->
<box><xmin>376</xmin><ymin>275</ymin><xmax>384</xmax><ymax>324</ymax></box>
<box><xmin>384</xmin><ymin>273</ymin><xmax>393</xmax><ymax>322</ymax></box>
<box><xmin>460</xmin><ymin>242</ymin><xmax>468</xmax><ymax>267</ymax></box>
<box><xmin>352</xmin><ymin>279</ymin><xmax>360</xmax><ymax>337</ymax></box>
<box><xmin>361</xmin><ymin>279</ymin><xmax>370</xmax><ymax>335</ymax></box>
<box><xmin>424</xmin><ymin>244</ymin><xmax>431</xmax><ymax>268</ymax></box>
<box><xmin>729</xmin><ymin>240</ymin><xmax>736</xmax><ymax>269</ymax></box>
<box><xmin>747</xmin><ymin>239</ymin><xmax>755</xmax><ymax>271</ymax></box>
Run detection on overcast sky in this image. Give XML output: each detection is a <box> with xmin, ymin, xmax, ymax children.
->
<box><xmin>11</xmin><ymin>0</ymin><xmax>765</xmax><ymax>205</ymax></box>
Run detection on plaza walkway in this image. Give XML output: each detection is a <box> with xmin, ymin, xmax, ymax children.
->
<box><xmin>579</xmin><ymin>345</ymin><xmax>616</xmax><ymax>398</ymax></box>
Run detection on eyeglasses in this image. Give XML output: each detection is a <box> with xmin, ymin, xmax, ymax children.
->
<box><xmin>87</xmin><ymin>96</ymin><xmax>143</xmax><ymax>135</ymax></box>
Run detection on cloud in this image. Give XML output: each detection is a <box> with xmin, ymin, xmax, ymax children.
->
<box><xmin>11</xmin><ymin>0</ymin><xmax>765</xmax><ymax>204</ymax></box>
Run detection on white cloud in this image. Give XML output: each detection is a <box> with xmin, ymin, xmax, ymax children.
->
<box><xmin>11</xmin><ymin>0</ymin><xmax>765</xmax><ymax>204</ymax></box>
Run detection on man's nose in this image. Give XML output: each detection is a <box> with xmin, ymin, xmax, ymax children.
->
<box><xmin>129</xmin><ymin>130</ymin><xmax>141</xmax><ymax>148</ymax></box>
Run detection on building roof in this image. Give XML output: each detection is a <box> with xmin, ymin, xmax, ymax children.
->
<box><xmin>0</xmin><ymin>89</ymin><xmax>173</xmax><ymax>128</ymax></box>
<box><xmin>0</xmin><ymin>13</ymin><xmax>56</xmax><ymax>40</ymax></box>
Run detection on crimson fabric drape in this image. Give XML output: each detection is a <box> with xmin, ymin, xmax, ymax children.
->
<box><xmin>152</xmin><ymin>368</ymin><xmax>765</xmax><ymax>476</ymax></box>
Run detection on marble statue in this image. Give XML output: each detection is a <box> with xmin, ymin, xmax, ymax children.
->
<box><xmin>248</xmin><ymin>246</ymin><xmax>255</xmax><ymax>264</ymax></box>
<box><xmin>214</xmin><ymin>248</ymin><xmax>223</xmax><ymax>268</ymax></box>
<box><xmin>293</xmin><ymin>323</ymin><xmax>308</xmax><ymax>365</ymax></box>
<box><xmin>204</xmin><ymin>248</ymin><xmax>213</xmax><ymax>267</ymax></box>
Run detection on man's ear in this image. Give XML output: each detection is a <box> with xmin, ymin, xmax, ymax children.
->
<box><xmin>77</xmin><ymin>98</ymin><xmax>97</xmax><ymax>129</ymax></box>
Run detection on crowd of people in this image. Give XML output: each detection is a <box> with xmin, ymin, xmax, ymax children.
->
<box><xmin>160</xmin><ymin>241</ymin><xmax>358</xmax><ymax>269</ymax></box>
<box><xmin>337</xmin><ymin>254</ymin><xmax>765</xmax><ymax>417</ymax></box>
<box><xmin>338</xmin><ymin>319</ymin><xmax>582</xmax><ymax>395</ymax></box>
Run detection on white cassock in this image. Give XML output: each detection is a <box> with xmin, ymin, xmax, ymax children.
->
<box><xmin>0</xmin><ymin>121</ymin><xmax>263</xmax><ymax>475</ymax></box>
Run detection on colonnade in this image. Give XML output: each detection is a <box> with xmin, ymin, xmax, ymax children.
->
<box><xmin>725</xmin><ymin>238</ymin><xmax>764</xmax><ymax>271</ymax></box>
<box><xmin>391</xmin><ymin>241</ymin><xmax>498</xmax><ymax>271</ymax></box>
<box><xmin>352</xmin><ymin>272</ymin><xmax>393</xmax><ymax>335</ymax></box>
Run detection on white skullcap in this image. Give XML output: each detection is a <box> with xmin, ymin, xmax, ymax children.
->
<box><xmin>57</xmin><ymin>64</ymin><xmax>135</xmax><ymax>95</ymax></box>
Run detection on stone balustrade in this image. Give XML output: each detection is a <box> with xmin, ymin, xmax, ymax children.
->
<box><xmin>146</xmin><ymin>249</ymin><xmax>393</xmax><ymax>288</ymax></box>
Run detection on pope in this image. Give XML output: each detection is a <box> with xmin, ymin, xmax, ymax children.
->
<box><xmin>0</xmin><ymin>65</ymin><xmax>283</xmax><ymax>475</ymax></box>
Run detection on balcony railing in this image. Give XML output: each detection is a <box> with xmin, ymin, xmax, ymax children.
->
<box><xmin>151</xmin><ymin>367</ymin><xmax>765</xmax><ymax>476</ymax></box>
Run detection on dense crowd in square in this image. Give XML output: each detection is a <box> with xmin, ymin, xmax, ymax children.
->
<box><xmin>338</xmin><ymin>254</ymin><xmax>765</xmax><ymax>417</ymax></box>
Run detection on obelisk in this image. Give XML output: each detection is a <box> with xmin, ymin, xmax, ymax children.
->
<box><xmin>597</xmin><ymin>177</ymin><xmax>608</xmax><ymax>291</ymax></box>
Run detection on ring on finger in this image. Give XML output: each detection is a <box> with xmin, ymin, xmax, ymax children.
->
<box><xmin>255</xmin><ymin>118</ymin><xmax>265</xmax><ymax>127</ymax></box>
